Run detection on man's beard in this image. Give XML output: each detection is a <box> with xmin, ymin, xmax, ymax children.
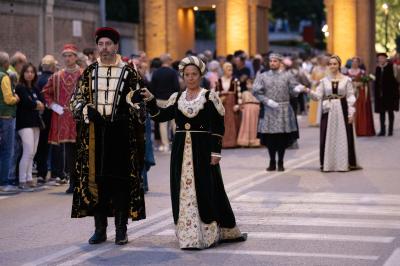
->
<box><xmin>100</xmin><ymin>50</ymin><xmax>115</xmax><ymax>58</ymax></box>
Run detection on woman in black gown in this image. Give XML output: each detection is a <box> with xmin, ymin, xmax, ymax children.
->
<box><xmin>141</xmin><ymin>56</ymin><xmax>247</xmax><ymax>249</ymax></box>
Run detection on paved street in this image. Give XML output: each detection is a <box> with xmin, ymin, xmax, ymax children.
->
<box><xmin>1</xmin><ymin>114</ymin><xmax>400</xmax><ymax>266</ymax></box>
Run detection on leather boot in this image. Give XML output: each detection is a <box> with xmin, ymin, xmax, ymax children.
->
<box><xmin>115</xmin><ymin>211</ymin><xmax>128</xmax><ymax>245</ymax></box>
<box><xmin>278</xmin><ymin>161</ymin><xmax>285</xmax><ymax>172</ymax></box>
<box><xmin>88</xmin><ymin>213</ymin><xmax>107</xmax><ymax>244</ymax></box>
<box><xmin>377</xmin><ymin>129</ymin><xmax>386</xmax><ymax>136</ymax></box>
<box><xmin>266</xmin><ymin>160</ymin><xmax>276</xmax><ymax>171</ymax></box>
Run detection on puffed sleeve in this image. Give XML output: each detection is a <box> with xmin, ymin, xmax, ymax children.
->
<box><xmin>252</xmin><ymin>74</ymin><xmax>269</xmax><ymax>106</ymax></box>
<box><xmin>42</xmin><ymin>73</ymin><xmax>56</xmax><ymax>107</ymax></box>
<box><xmin>146</xmin><ymin>92</ymin><xmax>178</xmax><ymax>122</ymax></box>
<box><xmin>208</xmin><ymin>91</ymin><xmax>225</xmax><ymax>156</ymax></box>
<box><xmin>69</xmin><ymin>70</ymin><xmax>89</xmax><ymax>121</ymax></box>
<box><xmin>345</xmin><ymin>77</ymin><xmax>356</xmax><ymax>117</ymax></box>
<box><xmin>309</xmin><ymin>78</ymin><xmax>325</xmax><ymax>101</ymax></box>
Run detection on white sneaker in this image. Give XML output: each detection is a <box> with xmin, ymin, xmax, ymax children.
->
<box><xmin>47</xmin><ymin>178</ymin><xmax>60</xmax><ymax>186</ymax></box>
<box><xmin>0</xmin><ymin>185</ymin><xmax>20</xmax><ymax>194</ymax></box>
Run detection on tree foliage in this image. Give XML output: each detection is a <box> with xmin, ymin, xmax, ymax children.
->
<box><xmin>376</xmin><ymin>0</ymin><xmax>400</xmax><ymax>52</ymax></box>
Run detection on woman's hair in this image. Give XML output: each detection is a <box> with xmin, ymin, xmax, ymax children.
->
<box><xmin>329</xmin><ymin>54</ymin><xmax>342</xmax><ymax>70</ymax></box>
<box><xmin>352</xmin><ymin>56</ymin><xmax>361</xmax><ymax>64</ymax></box>
<box><xmin>222</xmin><ymin>62</ymin><xmax>233</xmax><ymax>71</ymax></box>
<box><xmin>18</xmin><ymin>63</ymin><xmax>37</xmax><ymax>87</ymax></box>
<box><xmin>208</xmin><ymin>60</ymin><xmax>220</xmax><ymax>72</ymax></box>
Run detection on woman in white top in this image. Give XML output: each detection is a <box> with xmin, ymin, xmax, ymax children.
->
<box><xmin>307</xmin><ymin>55</ymin><xmax>362</xmax><ymax>172</ymax></box>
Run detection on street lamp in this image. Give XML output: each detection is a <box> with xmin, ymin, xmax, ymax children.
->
<box><xmin>382</xmin><ymin>3</ymin><xmax>389</xmax><ymax>52</ymax></box>
<box><xmin>322</xmin><ymin>24</ymin><xmax>329</xmax><ymax>38</ymax></box>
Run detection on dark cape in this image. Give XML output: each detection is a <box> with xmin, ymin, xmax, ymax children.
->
<box><xmin>374</xmin><ymin>63</ymin><xmax>399</xmax><ymax>113</ymax></box>
<box><xmin>69</xmin><ymin>62</ymin><xmax>146</xmax><ymax>221</ymax></box>
<box><xmin>147</xmin><ymin>91</ymin><xmax>237</xmax><ymax>228</ymax></box>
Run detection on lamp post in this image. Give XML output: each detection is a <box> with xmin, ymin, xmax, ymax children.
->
<box><xmin>383</xmin><ymin>3</ymin><xmax>389</xmax><ymax>52</ymax></box>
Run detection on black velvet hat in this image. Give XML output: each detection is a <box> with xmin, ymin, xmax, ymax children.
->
<box><xmin>95</xmin><ymin>27</ymin><xmax>120</xmax><ymax>44</ymax></box>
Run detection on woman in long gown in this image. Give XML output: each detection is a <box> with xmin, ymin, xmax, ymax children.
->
<box><xmin>237</xmin><ymin>79</ymin><xmax>260</xmax><ymax>147</ymax></box>
<box><xmin>307</xmin><ymin>55</ymin><xmax>362</xmax><ymax>172</ymax></box>
<box><xmin>345</xmin><ymin>57</ymin><xmax>375</xmax><ymax>136</ymax></box>
<box><xmin>308</xmin><ymin>55</ymin><xmax>328</xmax><ymax>126</ymax></box>
<box><xmin>215</xmin><ymin>62</ymin><xmax>241</xmax><ymax>148</ymax></box>
<box><xmin>141</xmin><ymin>56</ymin><xmax>247</xmax><ymax>249</ymax></box>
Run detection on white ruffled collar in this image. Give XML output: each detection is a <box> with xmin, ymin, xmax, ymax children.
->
<box><xmin>178</xmin><ymin>88</ymin><xmax>208</xmax><ymax>118</ymax></box>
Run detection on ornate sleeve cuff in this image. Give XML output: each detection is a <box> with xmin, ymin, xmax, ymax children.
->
<box><xmin>211</xmin><ymin>153</ymin><xmax>222</xmax><ymax>158</ymax></box>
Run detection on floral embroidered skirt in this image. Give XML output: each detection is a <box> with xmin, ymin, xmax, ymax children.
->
<box><xmin>175</xmin><ymin>132</ymin><xmax>242</xmax><ymax>249</ymax></box>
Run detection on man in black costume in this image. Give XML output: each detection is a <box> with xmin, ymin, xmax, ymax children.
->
<box><xmin>374</xmin><ymin>53</ymin><xmax>400</xmax><ymax>136</ymax></box>
<box><xmin>70</xmin><ymin>27</ymin><xmax>146</xmax><ymax>245</ymax></box>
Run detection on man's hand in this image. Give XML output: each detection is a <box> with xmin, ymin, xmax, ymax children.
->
<box><xmin>266</xmin><ymin>99</ymin><xmax>279</xmax><ymax>108</ymax></box>
<box><xmin>140</xmin><ymin>88</ymin><xmax>154</xmax><ymax>101</ymax></box>
<box><xmin>15</xmin><ymin>94</ymin><xmax>20</xmax><ymax>103</ymax></box>
<box><xmin>87</xmin><ymin>105</ymin><xmax>105</xmax><ymax>125</ymax></box>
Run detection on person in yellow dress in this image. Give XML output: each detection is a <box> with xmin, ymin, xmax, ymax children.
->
<box><xmin>308</xmin><ymin>55</ymin><xmax>329</xmax><ymax>126</ymax></box>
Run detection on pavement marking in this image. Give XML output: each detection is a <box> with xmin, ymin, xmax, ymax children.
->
<box><xmin>56</xmin><ymin>219</ymin><xmax>173</xmax><ymax>266</ymax></box>
<box><xmin>227</xmin><ymin>157</ymin><xmax>318</xmax><ymax>199</ymax></box>
<box><xmin>155</xmin><ymin>229</ymin><xmax>394</xmax><ymax>243</ymax></box>
<box><xmin>235</xmin><ymin>191</ymin><xmax>400</xmax><ymax>205</ymax></box>
<box><xmin>232</xmin><ymin>202</ymin><xmax>400</xmax><ymax>217</ymax></box>
<box><xmin>383</xmin><ymin>248</ymin><xmax>400</xmax><ymax>266</ymax></box>
<box><xmin>237</xmin><ymin>216</ymin><xmax>400</xmax><ymax>229</ymax></box>
<box><xmin>27</xmin><ymin>152</ymin><xmax>318</xmax><ymax>266</ymax></box>
<box><xmin>122</xmin><ymin>247</ymin><xmax>379</xmax><ymax>261</ymax></box>
<box><xmin>22</xmin><ymin>246</ymin><xmax>83</xmax><ymax>266</ymax></box>
<box><xmin>0</xmin><ymin>196</ymin><xmax>12</xmax><ymax>200</ymax></box>
<box><xmin>224</xmin><ymin>150</ymin><xmax>318</xmax><ymax>191</ymax></box>
<box><xmin>21</xmin><ymin>210</ymin><xmax>171</xmax><ymax>266</ymax></box>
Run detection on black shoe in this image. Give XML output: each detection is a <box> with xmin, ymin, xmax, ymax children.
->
<box><xmin>88</xmin><ymin>230</ymin><xmax>107</xmax><ymax>244</ymax></box>
<box><xmin>278</xmin><ymin>162</ymin><xmax>285</xmax><ymax>172</ymax></box>
<box><xmin>115</xmin><ymin>212</ymin><xmax>128</xmax><ymax>245</ymax></box>
<box><xmin>377</xmin><ymin>130</ymin><xmax>386</xmax><ymax>136</ymax></box>
<box><xmin>219</xmin><ymin>233</ymin><xmax>248</xmax><ymax>244</ymax></box>
<box><xmin>266</xmin><ymin>161</ymin><xmax>276</xmax><ymax>171</ymax></box>
<box><xmin>88</xmin><ymin>213</ymin><xmax>107</xmax><ymax>244</ymax></box>
<box><xmin>65</xmin><ymin>186</ymin><xmax>74</xmax><ymax>194</ymax></box>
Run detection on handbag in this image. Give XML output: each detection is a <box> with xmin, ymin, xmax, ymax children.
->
<box><xmin>38</xmin><ymin>114</ymin><xmax>46</xmax><ymax>130</ymax></box>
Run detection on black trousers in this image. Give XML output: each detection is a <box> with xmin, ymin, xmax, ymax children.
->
<box><xmin>379</xmin><ymin>111</ymin><xmax>395</xmax><ymax>132</ymax></box>
<box><xmin>95</xmin><ymin>178</ymin><xmax>130</xmax><ymax>215</ymax></box>
<box><xmin>34</xmin><ymin>110</ymin><xmax>51</xmax><ymax>178</ymax></box>
<box><xmin>51</xmin><ymin>143</ymin><xmax>76</xmax><ymax>180</ymax></box>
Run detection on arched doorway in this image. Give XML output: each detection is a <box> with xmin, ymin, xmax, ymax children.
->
<box><xmin>141</xmin><ymin>0</ymin><xmax>271</xmax><ymax>59</ymax></box>
<box><xmin>140</xmin><ymin>0</ymin><xmax>375</xmax><ymax>71</ymax></box>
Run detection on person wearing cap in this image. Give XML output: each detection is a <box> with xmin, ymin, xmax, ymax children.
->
<box><xmin>34</xmin><ymin>55</ymin><xmax>57</xmax><ymax>184</ymax></box>
<box><xmin>42</xmin><ymin>44</ymin><xmax>81</xmax><ymax>192</ymax></box>
<box><xmin>69</xmin><ymin>27</ymin><xmax>146</xmax><ymax>245</ymax></box>
<box><xmin>141</xmin><ymin>55</ymin><xmax>247</xmax><ymax>250</ymax></box>
<box><xmin>374</xmin><ymin>53</ymin><xmax>400</xmax><ymax>136</ymax></box>
<box><xmin>253</xmin><ymin>53</ymin><xmax>306</xmax><ymax>171</ymax></box>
